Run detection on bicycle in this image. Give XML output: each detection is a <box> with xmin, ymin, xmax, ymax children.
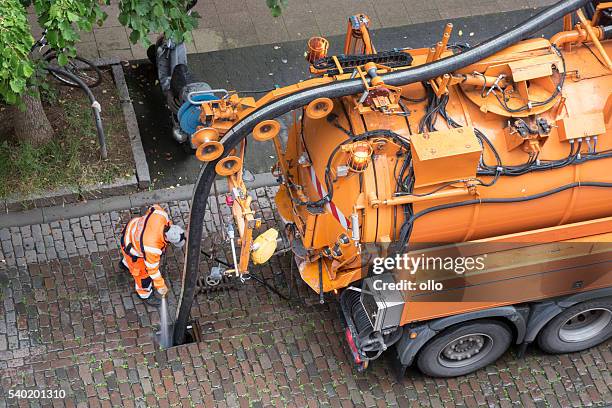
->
<box><xmin>29</xmin><ymin>30</ymin><xmax>108</xmax><ymax>158</ymax></box>
<box><xmin>31</xmin><ymin>30</ymin><xmax>102</xmax><ymax>88</ymax></box>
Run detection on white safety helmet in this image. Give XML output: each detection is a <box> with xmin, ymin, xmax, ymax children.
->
<box><xmin>165</xmin><ymin>224</ymin><xmax>186</xmax><ymax>248</ymax></box>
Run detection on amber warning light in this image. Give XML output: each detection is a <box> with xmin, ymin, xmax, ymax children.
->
<box><xmin>306</xmin><ymin>37</ymin><xmax>329</xmax><ymax>63</ymax></box>
<box><xmin>347</xmin><ymin>141</ymin><xmax>373</xmax><ymax>171</ymax></box>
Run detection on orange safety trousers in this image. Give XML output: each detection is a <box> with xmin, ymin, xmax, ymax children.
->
<box><xmin>120</xmin><ymin>205</ymin><xmax>170</xmax><ymax>299</ymax></box>
<box><xmin>120</xmin><ymin>247</ymin><xmax>153</xmax><ymax>299</ymax></box>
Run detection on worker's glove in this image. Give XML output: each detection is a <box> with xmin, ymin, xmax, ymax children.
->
<box><xmin>157</xmin><ymin>286</ymin><xmax>168</xmax><ymax>297</ymax></box>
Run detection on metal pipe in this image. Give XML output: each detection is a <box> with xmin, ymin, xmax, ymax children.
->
<box><xmin>550</xmin><ymin>29</ymin><xmax>585</xmax><ymax>45</ymax></box>
<box><xmin>458</xmin><ymin>73</ymin><xmax>507</xmax><ymax>87</ymax></box>
<box><xmin>425</xmin><ymin>46</ymin><xmax>436</xmax><ymax>63</ymax></box>
<box><xmin>550</xmin><ymin>24</ymin><xmax>610</xmax><ymax>45</ymax></box>
<box><xmin>382</xmin><ymin>187</ymin><xmax>472</xmax><ymax>206</ymax></box>
<box><xmin>433</xmin><ymin>41</ymin><xmax>445</xmax><ymax>61</ymax></box>
<box><xmin>227</xmin><ymin>223</ymin><xmax>239</xmax><ymax>274</ymax></box>
<box><xmin>173</xmin><ymin>0</ymin><xmax>592</xmax><ymax>346</ymax></box>
<box><xmin>351</xmin><ymin>212</ymin><xmax>360</xmax><ymax>242</ymax></box>
<box><xmin>576</xmin><ymin>9</ymin><xmax>612</xmax><ymax>69</ymax></box>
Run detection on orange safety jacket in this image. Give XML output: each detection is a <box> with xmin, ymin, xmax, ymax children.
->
<box><xmin>121</xmin><ymin>205</ymin><xmax>170</xmax><ymax>289</ymax></box>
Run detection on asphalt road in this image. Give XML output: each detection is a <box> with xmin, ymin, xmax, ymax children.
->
<box><xmin>125</xmin><ymin>8</ymin><xmax>563</xmax><ymax>189</ymax></box>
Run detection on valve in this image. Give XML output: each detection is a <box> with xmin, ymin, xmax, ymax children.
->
<box><xmin>206</xmin><ymin>266</ymin><xmax>224</xmax><ymax>286</ymax></box>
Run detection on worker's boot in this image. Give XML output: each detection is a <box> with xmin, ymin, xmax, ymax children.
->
<box><xmin>144</xmin><ymin>295</ymin><xmax>161</xmax><ymax>307</ymax></box>
<box><xmin>138</xmin><ymin>293</ymin><xmax>161</xmax><ymax>306</ymax></box>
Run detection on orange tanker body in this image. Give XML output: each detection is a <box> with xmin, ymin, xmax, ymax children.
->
<box><xmin>179</xmin><ymin>0</ymin><xmax>612</xmax><ymax>377</ymax></box>
<box><xmin>279</xmin><ymin>25</ymin><xmax>612</xmax><ymax>292</ymax></box>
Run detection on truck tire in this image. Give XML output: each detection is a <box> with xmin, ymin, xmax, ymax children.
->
<box><xmin>537</xmin><ymin>298</ymin><xmax>612</xmax><ymax>354</ymax></box>
<box><xmin>416</xmin><ymin>320</ymin><xmax>512</xmax><ymax>377</ymax></box>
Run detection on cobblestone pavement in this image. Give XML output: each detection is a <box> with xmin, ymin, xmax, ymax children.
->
<box><xmin>26</xmin><ymin>0</ymin><xmax>562</xmax><ymax>61</ymax></box>
<box><xmin>1</xmin><ymin>187</ymin><xmax>611</xmax><ymax>407</ymax></box>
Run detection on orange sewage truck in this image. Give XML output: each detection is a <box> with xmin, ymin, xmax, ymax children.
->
<box><xmin>174</xmin><ymin>0</ymin><xmax>612</xmax><ymax>377</ymax></box>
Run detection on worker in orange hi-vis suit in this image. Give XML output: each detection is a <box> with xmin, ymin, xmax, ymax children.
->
<box><xmin>119</xmin><ymin>204</ymin><xmax>186</xmax><ymax>306</ymax></box>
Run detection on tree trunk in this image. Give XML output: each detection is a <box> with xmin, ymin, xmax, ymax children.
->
<box><xmin>12</xmin><ymin>86</ymin><xmax>54</xmax><ymax>146</ymax></box>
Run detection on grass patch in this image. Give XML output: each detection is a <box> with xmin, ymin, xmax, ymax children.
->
<box><xmin>0</xmin><ymin>69</ymin><xmax>134</xmax><ymax>199</ymax></box>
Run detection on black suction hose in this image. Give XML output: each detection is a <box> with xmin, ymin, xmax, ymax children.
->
<box><xmin>584</xmin><ymin>1</ymin><xmax>596</xmax><ymax>19</ymax></box>
<box><xmin>45</xmin><ymin>66</ymin><xmax>108</xmax><ymax>159</ymax></box>
<box><xmin>173</xmin><ymin>0</ymin><xmax>592</xmax><ymax>346</ymax></box>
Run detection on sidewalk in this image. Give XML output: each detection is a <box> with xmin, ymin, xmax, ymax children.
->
<box><xmin>27</xmin><ymin>0</ymin><xmax>559</xmax><ymax>61</ymax></box>
<box><xmin>1</xmin><ymin>189</ymin><xmax>611</xmax><ymax>407</ymax></box>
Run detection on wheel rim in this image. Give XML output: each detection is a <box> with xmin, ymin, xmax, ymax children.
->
<box><xmin>65</xmin><ymin>63</ymin><xmax>98</xmax><ymax>86</ymax></box>
<box><xmin>558</xmin><ymin>307</ymin><xmax>612</xmax><ymax>343</ymax></box>
<box><xmin>437</xmin><ymin>333</ymin><xmax>494</xmax><ymax>368</ymax></box>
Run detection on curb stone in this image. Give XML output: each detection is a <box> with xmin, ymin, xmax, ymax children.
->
<box><xmin>0</xmin><ymin>172</ymin><xmax>278</xmax><ymax>228</ymax></box>
<box><xmin>111</xmin><ymin>62</ymin><xmax>151</xmax><ymax>189</ymax></box>
<box><xmin>3</xmin><ymin>176</ymin><xmax>138</xmax><ymax>212</ymax></box>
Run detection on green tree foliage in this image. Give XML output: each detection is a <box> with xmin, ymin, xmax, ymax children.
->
<box><xmin>0</xmin><ymin>0</ymin><xmax>199</xmax><ymax>105</ymax></box>
<box><xmin>0</xmin><ymin>0</ymin><xmax>284</xmax><ymax>105</ymax></box>
<box><xmin>32</xmin><ymin>0</ymin><xmax>107</xmax><ymax>65</ymax></box>
<box><xmin>0</xmin><ymin>0</ymin><xmax>35</xmax><ymax>104</ymax></box>
<box><xmin>118</xmin><ymin>0</ymin><xmax>199</xmax><ymax>46</ymax></box>
<box><xmin>266</xmin><ymin>0</ymin><xmax>288</xmax><ymax>17</ymax></box>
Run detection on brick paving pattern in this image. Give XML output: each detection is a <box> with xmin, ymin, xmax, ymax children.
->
<box><xmin>0</xmin><ymin>187</ymin><xmax>611</xmax><ymax>406</ymax></box>
<box><xmin>26</xmin><ymin>0</ymin><xmax>562</xmax><ymax>61</ymax></box>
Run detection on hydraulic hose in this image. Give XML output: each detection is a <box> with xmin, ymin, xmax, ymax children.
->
<box><xmin>45</xmin><ymin>66</ymin><xmax>107</xmax><ymax>159</ymax></box>
<box><xmin>173</xmin><ymin>0</ymin><xmax>592</xmax><ymax>346</ymax></box>
<box><xmin>584</xmin><ymin>1</ymin><xmax>596</xmax><ymax>19</ymax></box>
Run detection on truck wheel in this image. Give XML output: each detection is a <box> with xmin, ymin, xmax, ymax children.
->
<box><xmin>537</xmin><ymin>298</ymin><xmax>612</xmax><ymax>354</ymax></box>
<box><xmin>416</xmin><ymin>320</ymin><xmax>512</xmax><ymax>377</ymax></box>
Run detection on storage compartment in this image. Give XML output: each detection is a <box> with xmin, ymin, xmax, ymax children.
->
<box><xmin>410</xmin><ymin>126</ymin><xmax>482</xmax><ymax>188</ymax></box>
<box><xmin>556</xmin><ymin>112</ymin><xmax>606</xmax><ymax>141</ymax></box>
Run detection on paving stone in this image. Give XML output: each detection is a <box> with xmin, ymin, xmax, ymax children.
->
<box><xmin>219</xmin><ymin>12</ymin><xmax>259</xmax><ymax>48</ymax></box>
<box><xmin>0</xmin><ymin>228</ymin><xmax>10</xmax><ymax>241</ymax></box>
<box><xmin>2</xmin><ymin>193</ymin><xmax>610</xmax><ymax>407</ymax></box>
<box><xmin>94</xmin><ymin>27</ymin><xmax>131</xmax><ymax>51</ymax></box>
<box><xmin>99</xmin><ymin>48</ymin><xmax>134</xmax><ymax>61</ymax></box>
<box><xmin>192</xmin><ymin>28</ymin><xmax>226</xmax><ymax>53</ymax></box>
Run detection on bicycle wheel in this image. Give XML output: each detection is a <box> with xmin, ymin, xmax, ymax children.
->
<box><xmin>44</xmin><ymin>51</ymin><xmax>102</xmax><ymax>88</ymax></box>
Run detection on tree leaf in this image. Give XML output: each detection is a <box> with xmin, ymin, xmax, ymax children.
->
<box><xmin>46</xmin><ymin>30</ymin><xmax>58</xmax><ymax>46</ymax></box>
<box><xmin>22</xmin><ymin>63</ymin><xmax>34</xmax><ymax>78</ymax></box>
<box><xmin>9</xmin><ymin>78</ymin><xmax>25</xmax><ymax>93</ymax></box>
<box><xmin>57</xmin><ymin>53</ymin><xmax>68</xmax><ymax>66</ymax></box>
<box><xmin>135</xmin><ymin>2</ymin><xmax>148</xmax><ymax>16</ymax></box>
<box><xmin>129</xmin><ymin>30</ymin><xmax>141</xmax><ymax>44</ymax></box>
<box><xmin>66</xmin><ymin>11</ymin><xmax>79</xmax><ymax>22</ymax></box>
<box><xmin>0</xmin><ymin>0</ymin><xmax>35</xmax><ymax>104</ymax></box>
<box><xmin>118</xmin><ymin>12</ymin><xmax>129</xmax><ymax>26</ymax></box>
<box><xmin>271</xmin><ymin>5</ymin><xmax>282</xmax><ymax>17</ymax></box>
